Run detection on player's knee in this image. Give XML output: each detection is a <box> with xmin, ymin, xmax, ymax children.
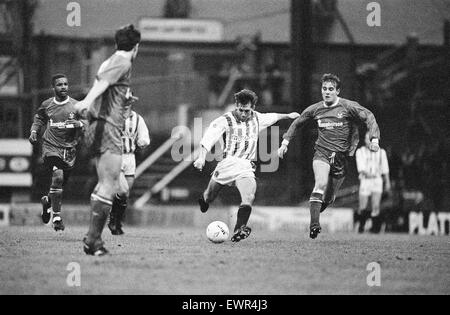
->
<box><xmin>97</xmin><ymin>180</ymin><xmax>117</xmax><ymax>198</ymax></box>
<box><xmin>109</xmin><ymin>173</ymin><xmax>121</xmax><ymax>186</ymax></box>
<box><xmin>51</xmin><ymin>169</ymin><xmax>64</xmax><ymax>188</ymax></box>
<box><xmin>372</xmin><ymin>204</ymin><xmax>380</xmax><ymax>212</ymax></box>
<box><xmin>313</xmin><ymin>177</ymin><xmax>328</xmax><ymax>191</ymax></box>
<box><xmin>314</xmin><ymin>182</ymin><xmax>327</xmax><ymax>192</ymax></box>
<box><xmin>101</xmin><ymin>166</ymin><xmax>121</xmax><ymax>184</ymax></box>
<box><xmin>117</xmin><ymin>189</ymin><xmax>129</xmax><ymax>199</ymax></box>
<box><xmin>108</xmin><ymin>173</ymin><xmax>123</xmax><ymax>191</ymax></box>
<box><xmin>242</xmin><ymin>193</ymin><xmax>255</xmax><ymax>205</ymax></box>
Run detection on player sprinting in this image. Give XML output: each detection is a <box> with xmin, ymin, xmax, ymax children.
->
<box><xmin>75</xmin><ymin>24</ymin><xmax>141</xmax><ymax>256</ymax></box>
<box><xmin>278</xmin><ymin>73</ymin><xmax>380</xmax><ymax>239</ymax></box>
<box><xmin>29</xmin><ymin>74</ymin><xmax>83</xmax><ymax>231</ymax></box>
<box><xmin>193</xmin><ymin>89</ymin><xmax>300</xmax><ymax>242</ymax></box>
<box><xmin>355</xmin><ymin>132</ymin><xmax>391</xmax><ymax>233</ymax></box>
<box><xmin>108</xmin><ymin>105</ymin><xmax>150</xmax><ymax>235</ymax></box>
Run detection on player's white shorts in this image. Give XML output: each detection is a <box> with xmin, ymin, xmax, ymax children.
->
<box><xmin>212</xmin><ymin>156</ymin><xmax>255</xmax><ymax>186</ymax></box>
<box><xmin>121</xmin><ymin>153</ymin><xmax>136</xmax><ymax>177</ymax></box>
<box><xmin>359</xmin><ymin>177</ymin><xmax>383</xmax><ymax>196</ymax></box>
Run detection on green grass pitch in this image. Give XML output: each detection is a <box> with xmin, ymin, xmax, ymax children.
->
<box><xmin>1</xmin><ymin>226</ymin><xmax>449</xmax><ymax>295</ymax></box>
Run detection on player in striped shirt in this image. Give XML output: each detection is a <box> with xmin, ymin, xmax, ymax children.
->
<box><xmin>278</xmin><ymin>73</ymin><xmax>381</xmax><ymax>239</ymax></box>
<box><xmin>355</xmin><ymin>132</ymin><xmax>391</xmax><ymax>233</ymax></box>
<box><xmin>108</xmin><ymin>105</ymin><xmax>150</xmax><ymax>235</ymax></box>
<box><xmin>193</xmin><ymin>89</ymin><xmax>300</xmax><ymax>242</ymax></box>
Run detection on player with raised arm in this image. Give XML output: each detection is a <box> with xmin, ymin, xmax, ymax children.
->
<box><xmin>74</xmin><ymin>24</ymin><xmax>141</xmax><ymax>256</ymax></box>
<box><xmin>278</xmin><ymin>73</ymin><xmax>380</xmax><ymax>239</ymax></box>
<box><xmin>108</xmin><ymin>103</ymin><xmax>150</xmax><ymax>235</ymax></box>
<box><xmin>29</xmin><ymin>74</ymin><xmax>83</xmax><ymax>231</ymax></box>
<box><xmin>194</xmin><ymin>89</ymin><xmax>299</xmax><ymax>242</ymax></box>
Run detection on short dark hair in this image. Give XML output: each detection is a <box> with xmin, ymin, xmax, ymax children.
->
<box><xmin>321</xmin><ymin>73</ymin><xmax>341</xmax><ymax>90</ymax></box>
<box><xmin>234</xmin><ymin>89</ymin><xmax>258</xmax><ymax>107</ymax></box>
<box><xmin>51</xmin><ymin>73</ymin><xmax>67</xmax><ymax>87</ymax></box>
<box><xmin>115</xmin><ymin>24</ymin><xmax>141</xmax><ymax>51</ymax></box>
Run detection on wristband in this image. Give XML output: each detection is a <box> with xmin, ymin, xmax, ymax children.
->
<box><xmin>31</xmin><ymin>130</ymin><xmax>37</xmax><ymax>134</ymax></box>
<box><xmin>371</xmin><ymin>138</ymin><xmax>379</xmax><ymax>144</ymax></box>
<box><xmin>281</xmin><ymin>139</ymin><xmax>290</xmax><ymax>147</ymax></box>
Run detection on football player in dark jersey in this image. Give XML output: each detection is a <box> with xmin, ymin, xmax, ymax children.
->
<box><xmin>278</xmin><ymin>73</ymin><xmax>380</xmax><ymax>239</ymax></box>
<box><xmin>29</xmin><ymin>74</ymin><xmax>83</xmax><ymax>231</ymax></box>
<box><xmin>75</xmin><ymin>24</ymin><xmax>141</xmax><ymax>256</ymax></box>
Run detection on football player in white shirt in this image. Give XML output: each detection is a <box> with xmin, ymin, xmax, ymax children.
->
<box><xmin>355</xmin><ymin>132</ymin><xmax>391</xmax><ymax>233</ymax></box>
<box><xmin>193</xmin><ymin>89</ymin><xmax>299</xmax><ymax>242</ymax></box>
<box><xmin>108</xmin><ymin>105</ymin><xmax>150</xmax><ymax>235</ymax></box>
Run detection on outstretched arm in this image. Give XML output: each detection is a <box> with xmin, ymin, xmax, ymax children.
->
<box><xmin>277</xmin><ymin>108</ymin><xmax>313</xmax><ymax>159</ymax></box>
<box><xmin>347</xmin><ymin>102</ymin><xmax>380</xmax><ymax>151</ymax></box>
<box><xmin>193</xmin><ymin>146</ymin><xmax>209</xmax><ymax>171</ymax></box>
<box><xmin>193</xmin><ymin>117</ymin><xmax>227</xmax><ymax>171</ymax></box>
<box><xmin>257</xmin><ymin>112</ymin><xmax>300</xmax><ymax>131</ymax></box>
<box><xmin>75</xmin><ymin>58</ymin><xmax>130</xmax><ymax>117</ymax></box>
<box><xmin>74</xmin><ymin>79</ymin><xmax>110</xmax><ymax>117</ymax></box>
<box><xmin>282</xmin><ymin>114</ymin><xmax>312</xmax><ymax>144</ymax></box>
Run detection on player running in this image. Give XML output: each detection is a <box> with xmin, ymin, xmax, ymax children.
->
<box><xmin>194</xmin><ymin>89</ymin><xmax>300</xmax><ymax>242</ymax></box>
<box><xmin>108</xmin><ymin>104</ymin><xmax>150</xmax><ymax>235</ymax></box>
<box><xmin>278</xmin><ymin>73</ymin><xmax>381</xmax><ymax>239</ymax></box>
<box><xmin>75</xmin><ymin>24</ymin><xmax>141</xmax><ymax>256</ymax></box>
<box><xmin>29</xmin><ymin>74</ymin><xmax>83</xmax><ymax>231</ymax></box>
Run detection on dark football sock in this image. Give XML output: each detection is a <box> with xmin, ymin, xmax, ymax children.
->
<box><xmin>111</xmin><ymin>194</ymin><xmax>127</xmax><ymax>225</ymax></box>
<box><xmin>320</xmin><ymin>201</ymin><xmax>329</xmax><ymax>213</ymax></box>
<box><xmin>309</xmin><ymin>192</ymin><xmax>323</xmax><ymax>228</ymax></box>
<box><xmin>354</xmin><ymin>211</ymin><xmax>361</xmax><ymax>228</ymax></box>
<box><xmin>234</xmin><ymin>205</ymin><xmax>252</xmax><ymax>232</ymax></box>
<box><xmin>85</xmin><ymin>195</ymin><xmax>111</xmax><ymax>247</ymax></box>
<box><xmin>359</xmin><ymin>210</ymin><xmax>370</xmax><ymax>233</ymax></box>
<box><xmin>49</xmin><ymin>188</ymin><xmax>63</xmax><ymax>215</ymax></box>
<box><xmin>370</xmin><ymin>215</ymin><xmax>381</xmax><ymax>233</ymax></box>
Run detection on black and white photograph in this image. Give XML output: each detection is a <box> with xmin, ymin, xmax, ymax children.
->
<box><xmin>0</xmin><ymin>0</ymin><xmax>449</xmax><ymax>299</ymax></box>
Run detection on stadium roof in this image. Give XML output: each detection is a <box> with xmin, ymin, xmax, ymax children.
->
<box><xmin>33</xmin><ymin>0</ymin><xmax>449</xmax><ymax>45</ymax></box>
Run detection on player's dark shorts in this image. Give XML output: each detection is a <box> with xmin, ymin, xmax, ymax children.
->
<box><xmin>43</xmin><ymin>156</ymin><xmax>73</xmax><ymax>186</ymax></box>
<box><xmin>313</xmin><ymin>146</ymin><xmax>348</xmax><ymax>179</ymax></box>
<box><xmin>42</xmin><ymin>141</ymin><xmax>77</xmax><ymax>169</ymax></box>
<box><xmin>83</xmin><ymin>119</ymin><xmax>122</xmax><ymax>156</ymax></box>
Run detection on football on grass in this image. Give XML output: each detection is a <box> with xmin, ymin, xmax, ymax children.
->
<box><xmin>206</xmin><ymin>221</ymin><xmax>230</xmax><ymax>243</ymax></box>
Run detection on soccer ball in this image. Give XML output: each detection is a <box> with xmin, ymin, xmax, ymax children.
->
<box><xmin>206</xmin><ymin>221</ymin><xmax>230</xmax><ymax>243</ymax></box>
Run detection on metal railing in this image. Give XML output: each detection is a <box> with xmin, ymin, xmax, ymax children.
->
<box><xmin>133</xmin><ymin>147</ymin><xmax>201</xmax><ymax>209</ymax></box>
<box><xmin>134</xmin><ymin>130</ymin><xmax>184</xmax><ymax>179</ymax></box>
